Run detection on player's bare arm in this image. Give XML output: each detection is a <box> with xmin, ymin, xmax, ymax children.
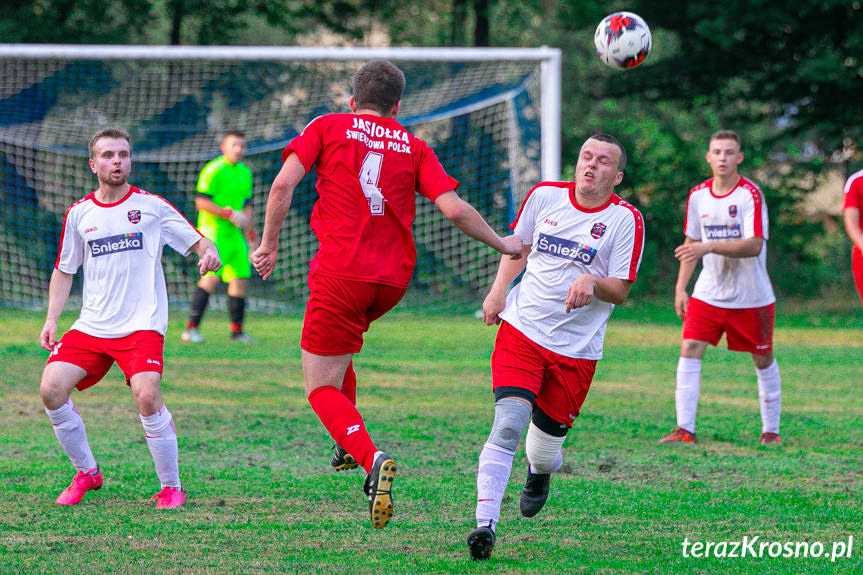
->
<box><xmin>191</xmin><ymin>237</ymin><xmax>222</xmax><ymax>276</ymax></box>
<box><xmin>40</xmin><ymin>269</ymin><xmax>74</xmax><ymax>351</ymax></box>
<box><xmin>674</xmin><ymin>236</ymin><xmax>763</xmax><ymax>262</ymax></box>
<box><xmin>195</xmin><ymin>195</ymin><xmax>251</xmax><ymax>230</ymax></box>
<box><xmin>482</xmin><ymin>246</ymin><xmax>531</xmax><ymax>325</ymax></box>
<box><xmin>241</xmin><ymin>204</ymin><xmax>258</xmax><ymax>249</ymax></box>
<box><xmin>253</xmin><ymin>153</ymin><xmax>306</xmax><ymax>280</ymax></box>
<box><xmin>565</xmin><ymin>275</ymin><xmax>632</xmax><ymax>313</ymax></box>
<box><xmin>674</xmin><ymin>264</ymin><xmax>697</xmax><ymax>320</ymax></box>
<box><xmin>843</xmin><ymin>207</ymin><xmax>863</xmax><ymax>252</ymax></box>
<box><xmin>433</xmin><ymin>191</ymin><xmax>524</xmax><ymax>259</ymax></box>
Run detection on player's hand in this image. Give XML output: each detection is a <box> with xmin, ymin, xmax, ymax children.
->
<box><xmin>228</xmin><ymin>210</ymin><xmax>251</xmax><ymax>230</ymax></box>
<box><xmin>198</xmin><ymin>252</ymin><xmax>222</xmax><ymax>276</ymax></box>
<box><xmin>482</xmin><ymin>290</ymin><xmax>507</xmax><ymax>326</ymax></box>
<box><xmin>500</xmin><ymin>234</ymin><xmax>524</xmax><ymax>260</ymax></box>
<box><xmin>40</xmin><ymin>319</ymin><xmax>58</xmax><ymax>352</ymax></box>
<box><xmin>252</xmin><ymin>243</ymin><xmax>278</xmax><ymax>280</ymax></box>
<box><xmin>674</xmin><ymin>288</ymin><xmax>689</xmax><ymax>320</ymax></box>
<box><xmin>674</xmin><ymin>241</ymin><xmax>708</xmax><ymax>263</ymax></box>
<box><xmin>565</xmin><ymin>274</ymin><xmax>596</xmax><ymax>313</ymax></box>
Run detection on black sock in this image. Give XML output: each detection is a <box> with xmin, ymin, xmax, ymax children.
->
<box><xmin>188</xmin><ymin>286</ymin><xmax>210</xmax><ymax>327</ymax></box>
<box><xmin>228</xmin><ymin>295</ymin><xmax>245</xmax><ymax>331</ymax></box>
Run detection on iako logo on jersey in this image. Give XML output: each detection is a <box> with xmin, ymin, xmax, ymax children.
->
<box><xmin>728</xmin><ymin>205</ymin><xmax>738</xmax><ymax>218</ymax></box>
<box><xmin>127</xmin><ymin>209</ymin><xmax>141</xmax><ymax>224</ymax></box>
<box><xmin>590</xmin><ymin>222</ymin><xmax>607</xmax><ymax>239</ymax></box>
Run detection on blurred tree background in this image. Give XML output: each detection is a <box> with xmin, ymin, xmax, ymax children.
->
<box><xmin>2</xmin><ymin>0</ymin><xmax>861</xmax><ymax>300</ymax></box>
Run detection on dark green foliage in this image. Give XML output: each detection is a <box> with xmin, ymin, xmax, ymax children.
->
<box><xmin>1</xmin><ymin>1</ymin><xmax>860</xmax><ymax>297</ymax></box>
<box><xmin>0</xmin><ymin>0</ymin><xmax>154</xmax><ymax>43</ymax></box>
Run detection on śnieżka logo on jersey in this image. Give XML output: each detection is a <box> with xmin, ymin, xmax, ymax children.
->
<box><xmin>704</xmin><ymin>224</ymin><xmax>741</xmax><ymax>240</ymax></box>
<box><xmin>536</xmin><ymin>233</ymin><xmax>597</xmax><ymax>264</ymax></box>
<box><xmin>88</xmin><ymin>232</ymin><xmax>143</xmax><ymax>257</ymax></box>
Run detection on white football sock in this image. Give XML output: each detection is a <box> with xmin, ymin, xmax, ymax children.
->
<box><xmin>140</xmin><ymin>405</ymin><xmax>181</xmax><ymax>489</ymax></box>
<box><xmin>475</xmin><ymin>443</ymin><xmax>514</xmax><ymax>530</ymax></box>
<box><xmin>675</xmin><ymin>357</ymin><xmax>701</xmax><ymax>434</ymax></box>
<box><xmin>45</xmin><ymin>400</ymin><xmax>97</xmax><ymax>472</ymax></box>
<box><xmin>756</xmin><ymin>360</ymin><xmax>781</xmax><ymax>434</ymax></box>
<box><xmin>525</xmin><ymin>422</ymin><xmax>565</xmax><ymax>474</ymax></box>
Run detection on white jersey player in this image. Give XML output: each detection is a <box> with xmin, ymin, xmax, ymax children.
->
<box><xmin>659</xmin><ymin>130</ymin><xmax>782</xmax><ymax>446</ymax></box>
<box><xmin>500</xmin><ymin>184</ymin><xmax>643</xmax><ymax>360</ymax></box>
<box><xmin>467</xmin><ymin>135</ymin><xmax>644</xmax><ymax>561</ymax></box>
<box><xmin>57</xmin><ymin>188</ymin><xmax>208</xmax><ymax>337</ymax></box>
<box><xmin>683</xmin><ymin>176</ymin><xmax>774</xmax><ymax>308</ymax></box>
<box><xmin>39</xmin><ymin>127</ymin><xmax>221</xmax><ymax>509</ymax></box>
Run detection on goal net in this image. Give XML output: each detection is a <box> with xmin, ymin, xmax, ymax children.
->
<box><xmin>0</xmin><ymin>46</ymin><xmax>560</xmax><ymax>314</ymax></box>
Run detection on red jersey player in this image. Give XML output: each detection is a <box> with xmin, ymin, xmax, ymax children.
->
<box><xmin>40</xmin><ymin>127</ymin><xmax>221</xmax><ymax>508</ymax></box>
<box><xmin>842</xmin><ymin>168</ymin><xmax>863</xmax><ymax>305</ymax></box>
<box><xmin>252</xmin><ymin>60</ymin><xmax>523</xmax><ymax>530</ymax></box>
<box><xmin>660</xmin><ymin>130</ymin><xmax>782</xmax><ymax>446</ymax></box>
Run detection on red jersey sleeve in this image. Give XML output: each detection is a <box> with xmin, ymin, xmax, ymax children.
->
<box><xmin>413</xmin><ymin>139</ymin><xmax>458</xmax><ymax>202</ymax></box>
<box><xmin>283</xmin><ymin>116</ymin><xmax>324</xmax><ymax>169</ymax></box>
<box><xmin>844</xmin><ymin>170</ymin><xmax>863</xmax><ymax>210</ymax></box>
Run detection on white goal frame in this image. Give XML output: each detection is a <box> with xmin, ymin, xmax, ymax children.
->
<box><xmin>0</xmin><ymin>44</ymin><xmax>561</xmax><ymax>181</ymax></box>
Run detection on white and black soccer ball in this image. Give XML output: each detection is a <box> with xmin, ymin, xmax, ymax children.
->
<box><xmin>594</xmin><ymin>11</ymin><xmax>652</xmax><ymax>69</ymax></box>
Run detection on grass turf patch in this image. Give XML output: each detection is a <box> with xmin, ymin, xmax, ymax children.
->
<box><xmin>1</xmin><ymin>306</ymin><xmax>860</xmax><ymax>574</ymax></box>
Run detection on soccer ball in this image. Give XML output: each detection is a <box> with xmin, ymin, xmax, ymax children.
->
<box><xmin>594</xmin><ymin>12</ymin><xmax>652</xmax><ymax>69</ymax></box>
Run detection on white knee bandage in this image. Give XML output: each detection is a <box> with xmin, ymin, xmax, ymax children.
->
<box><xmin>525</xmin><ymin>422</ymin><xmax>566</xmax><ymax>474</ymax></box>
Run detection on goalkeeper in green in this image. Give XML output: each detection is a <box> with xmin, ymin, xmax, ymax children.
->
<box><xmin>182</xmin><ymin>131</ymin><xmax>257</xmax><ymax>343</ymax></box>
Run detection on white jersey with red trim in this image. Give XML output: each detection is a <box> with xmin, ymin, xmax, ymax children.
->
<box><xmin>499</xmin><ymin>182</ymin><xmax>644</xmax><ymax>359</ymax></box>
<box><xmin>684</xmin><ymin>176</ymin><xmax>775</xmax><ymax>308</ymax></box>
<box><xmin>55</xmin><ymin>186</ymin><xmax>203</xmax><ymax>337</ymax></box>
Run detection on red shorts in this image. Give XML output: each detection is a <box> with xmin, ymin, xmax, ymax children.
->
<box><xmin>301</xmin><ymin>273</ymin><xmax>406</xmax><ymax>355</ymax></box>
<box><xmin>491</xmin><ymin>321</ymin><xmax>597</xmax><ymax>428</ymax></box>
<box><xmin>852</xmin><ymin>247</ymin><xmax>863</xmax><ymax>306</ymax></box>
<box><xmin>45</xmin><ymin>330</ymin><xmax>165</xmax><ymax>391</ymax></box>
<box><xmin>682</xmin><ymin>297</ymin><xmax>774</xmax><ymax>355</ymax></box>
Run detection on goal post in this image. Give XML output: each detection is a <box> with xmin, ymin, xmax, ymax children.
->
<box><xmin>0</xmin><ymin>44</ymin><xmax>561</xmax><ymax>313</ymax></box>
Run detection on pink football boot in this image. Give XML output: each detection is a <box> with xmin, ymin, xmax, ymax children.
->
<box><xmin>55</xmin><ymin>468</ymin><xmax>103</xmax><ymax>505</ymax></box>
<box><xmin>150</xmin><ymin>486</ymin><xmax>187</xmax><ymax>509</ymax></box>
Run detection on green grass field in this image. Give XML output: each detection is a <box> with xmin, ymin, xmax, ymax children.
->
<box><xmin>1</xmin><ymin>303</ymin><xmax>861</xmax><ymax>574</ymax></box>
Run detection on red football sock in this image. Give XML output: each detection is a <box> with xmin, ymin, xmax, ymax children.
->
<box><xmin>341</xmin><ymin>362</ymin><xmax>357</xmax><ymax>405</ymax></box>
<box><xmin>307</xmin><ymin>386</ymin><xmax>377</xmax><ymax>472</ymax></box>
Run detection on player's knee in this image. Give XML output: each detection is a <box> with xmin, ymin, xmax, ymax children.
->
<box><xmin>227</xmin><ymin>278</ymin><xmax>248</xmax><ymax>297</ymax></box>
<box><xmin>526</xmin><ymin>410</ymin><xmax>567</xmax><ymax>473</ymax></box>
<box><xmin>197</xmin><ymin>274</ymin><xmax>219</xmax><ymax>293</ymax></box>
<box><xmin>39</xmin><ymin>379</ymin><xmax>66</xmax><ymax>410</ymax></box>
<box><xmin>680</xmin><ymin>339</ymin><xmax>706</xmax><ymax>358</ymax></box>
<box><xmin>486</xmin><ymin>395</ymin><xmax>532</xmax><ymax>452</ymax></box>
<box><xmin>753</xmin><ymin>353</ymin><xmax>775</xmax><ymax>370</ymax></box>
<box><xmin>135</xmin><ymin>392</ymin><xmax>161</xmax><ymax>415</ymax></box>
<box><xmin>525</xmin><ymin>431</ymin><xmax>564</xmax><ymax>473</ymax></box>
<box><xmin>131</xmin><ymin>377</ymin><xmax>163</xmax><ymax>415</ymax></box>
<box><xmin>39</xmin><ymin>367</ymin><xmax>73</xmax><ymax>409</ymax></box>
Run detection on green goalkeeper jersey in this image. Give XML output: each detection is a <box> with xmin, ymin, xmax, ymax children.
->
<box><xmin>196</xmin><ymin>155</ymin><xmax>253</xmax><ymax>242</ymax></box>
